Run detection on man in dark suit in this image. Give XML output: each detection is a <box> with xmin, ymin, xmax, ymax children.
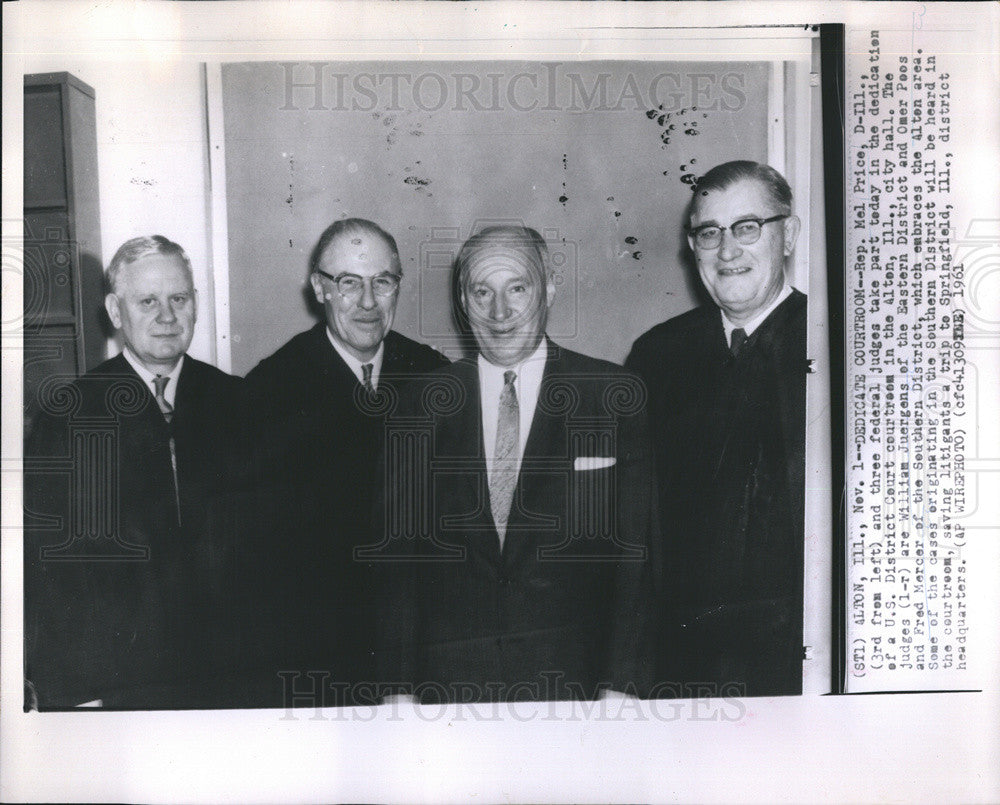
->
<box><xmin>24</xmin><ymin>235</ymin><xmax>245</xmax><ymax>709</ymax></box>
<box><xmin>374</xmin><ymin>225</ymin><xmax>657</xmax><ymax>704</ymax></box>
<box><xmin>626</xmin><ymin>160</ymin><xmax>807</xmax><ymax>697</ymax></box>
<box><xmin>243</xmin><ymin>218</ymin><xmax>447</xmax><ymax>708</ymax></box>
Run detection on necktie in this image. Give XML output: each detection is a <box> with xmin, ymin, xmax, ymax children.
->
<box><xmin>490</xmin><ymin>370</ymin><xmax>519</xmax><ymax>548</ymax></box>
<box><xmin>153</xmin><ymin>375</ymin><xmax>173</xmax><ymax>422</ymax></box>
<box><xmin>153</xmin><ymin>375</ymin><xmax>181</xmax><ymax>525</ymax></box>
<box><xmin>362</xmin><ymin>362</ymin><xmax>376</xmax><ymax>398</ymax></box>
<box><xmin>730</xmin><ymin>327</ymin><xmax>748</xmax><ymax>357</ymax></box>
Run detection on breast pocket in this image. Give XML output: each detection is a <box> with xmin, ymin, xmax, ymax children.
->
<box><xmin>531</xmin><ymin>456</ymin><xmax>619</xmax><ymax>560</ymax></box>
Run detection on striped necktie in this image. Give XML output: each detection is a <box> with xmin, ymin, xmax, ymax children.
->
<box><xmin>362</xmin><ymin>362</ymin><xmax>376</xmax><ymax>399</ymax></box>
<box><xmin>153</xmin><ymin>375</ymin><xmax>173</xmax><ymax>422</ymax></box>
<box><xmin>490</xmin><ymin>370</ymin><xmax>519</xmax><ymax>548</ymax></box>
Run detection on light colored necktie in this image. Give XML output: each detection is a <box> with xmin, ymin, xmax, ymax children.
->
<box><xmin>153</xmin><ymin>375</ymin><xmax>181</xmax><ymax>525</ymax></box>
<box><xmin>490</xmin><ymin>370</ymin><xmax>519</xmax><ymax>548</ymax></box>
<box><xmin>730</xmin><ymin>327</ymin><xmax>748</xmax><ymax>357</ymax></box>
<box><xmin>362</xmin><ymin>362</ymin><xmax>376</xmax><ymax>398</ymax></box>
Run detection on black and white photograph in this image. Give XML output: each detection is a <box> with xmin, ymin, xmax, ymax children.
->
<box><xmin>2</xmin><ymin>2</ymin><xmax>998</xmax><ymax>802</ymax></box>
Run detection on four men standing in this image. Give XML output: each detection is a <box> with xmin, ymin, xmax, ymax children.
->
<box><xmin>24</xmin><ymin>160</ymin><xmax>809</xmax><ymax>708</ymax></box>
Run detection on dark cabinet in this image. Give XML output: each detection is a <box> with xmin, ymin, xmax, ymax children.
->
<box><xmin>23</xmin><ymin>72</ymin><xmax>104</xmax><ymax>435</ymax></box>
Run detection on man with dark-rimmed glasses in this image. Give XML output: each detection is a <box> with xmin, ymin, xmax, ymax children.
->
<box><xmin>242</xmin><ymin>218</ymin><xmax>448</xmax><ymax>707</ymax></box>
<box><xmin>626</xmin><ymin>161</ymin><xmax>808</xmax><ymax>698</ymax></box>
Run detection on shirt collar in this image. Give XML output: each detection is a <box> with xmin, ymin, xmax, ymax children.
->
<box><xmin>721</xmin><ymin>284</ymin><xmax>793</xmax><ymax>342</ymax></box>
<box><xmin>326</xmin><ymin>327</ymin><xmax>385</xmax><ymax>387</ymax></box>
<box><xmin>477</xmin><ymin>337</ymin><xmax>548</xmax><ymax>391</ymax></box>
<box><xmin>122</xmin><ymin>347</ymin><xmax>184</xmax><ymax>405</ymax></box>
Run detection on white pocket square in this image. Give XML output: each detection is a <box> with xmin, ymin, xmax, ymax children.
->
<box><xmin>574</xmin><ymin>456</ymin><xmax>616</xmax><ymax>471</ymax></box>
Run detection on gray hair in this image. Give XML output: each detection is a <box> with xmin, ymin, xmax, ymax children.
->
<box><xmin>105</xmin><ymin>235</ymin><xmax>193</xmax><ymax>294</ymax></box>
<box><xmin>455</xmin><ymin>225</ymin><xmax>551</xmax><ymax>288</ymax></box>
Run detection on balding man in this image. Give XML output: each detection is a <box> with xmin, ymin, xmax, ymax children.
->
<box><xmin>243</xmin><ymin>218</ymin><xmax>448</xmax><ymax>707</ymax></box>
<box><xmin>626</xmin><ymin>160</ymin><xmax>808</xmax><ymax>697</ymax></box>
<box><xmin>24</xmin><ymin>235</ymin><xmax>245</xmax><ymax>709</ymax></box>
<box><xmin>374</xmin><ymin>225</ymin><xmax>656</xmax><ymax>705</ymax></box>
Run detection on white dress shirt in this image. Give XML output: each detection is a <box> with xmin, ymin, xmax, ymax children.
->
<box><xmin>479</xmin><ymin>338</ymin><xmax>548</xmax><ymax>484</ymax></box>
<box><xmin>720</xmin><ymin>284</ymin><xmax>795</xmax><ymax>344</ymax></box>
<box><xmin>122</xmin><ymin>348</ymin><xmax>184</xmax><ymax>407</ymax></box>
<box><xmin>326</xmin><ymin>328</ymin><xmax>384</xmax><ymax>389</ymax></box>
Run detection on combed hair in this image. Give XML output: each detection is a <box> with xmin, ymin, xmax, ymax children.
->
<box><xmin>105</xmin><ymin>235</ymin><xmax>192</xmax><ymax>293</ymax></box>
<box><xmin>456</xmin><ymin>225</ymin><xmax>550</xmax><ymax>287</ymax></box>
<box><xmin>692</xmin><ymin>160</ymin><xmax>793</xmax><ymax>215</ymax></box>
<box><xmin>309</xmin><ymin>218</ymin><xmax>401</xmax><ymax>276</ymax></box>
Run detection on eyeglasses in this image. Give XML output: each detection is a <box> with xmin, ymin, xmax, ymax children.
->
<box><xmin>315</xmin><ymin>269</ymin><xmax>401</xmax><ymax>297</ymax></box>
<box><xmin>687</xmin><ymin>215</ymin><xmax>789</xmax><ymax>251</ymax></box>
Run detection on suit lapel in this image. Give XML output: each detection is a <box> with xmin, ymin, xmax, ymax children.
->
<box><xmin>501</xmin><ymin>340</ymin><xmax>567</xmax><ymax>565</ymax></box>
<box><xmin>434</xmin><ymin>360</ymin><xmax>500</xmax><ymax>565</ymax></box>
<box><xmin>105</xmin><ymin>354</ymin><xmax>179</xmax><ymax>534</ymax></box>
<box><xmin>172</xmin><ymin>356</ymin><xmax>199</xmax><ymax>428</ymax></box>
<box><xmin>305</xmin><ymin>323</ymin><xmax>369</xmax><ymax>418</ymax></box>
<box><xmin>107</xmin><ymin>353</ymin><xmax>167</xmax><ymax>433</ymax></box>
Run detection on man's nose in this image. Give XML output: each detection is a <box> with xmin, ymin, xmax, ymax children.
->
<box><xmin>489</xmin><ymin>293</ymin><xmax>510</xmax><ymax>321</ymax></box>
<box><xmin>358</xmin><ymin>279</ymin><xmax>377</xmax><ymax>310</ymax></box>
<box><xmin>717</xmin><ymin>229</ymin><xmax>743</xmax><ymax>261</ymax></box>
<box><xmin>157</xmin><ymin>301</ymin><xmax>177</xmax><ymax>322</ymax></box>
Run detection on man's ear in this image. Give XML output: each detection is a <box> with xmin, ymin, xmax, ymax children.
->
<box><xmin>191</xmin><ymin>288</ymin><xmax>199</xmax><ymax>324</ymax></box>
<box><xmin>309</xmin><ymin>272</ymin><xmax>326</xmax><ymax>304</ymax></box>
<box><xmin>783</xmin><ymin>215</ymin><xmax>802</xmax><ymax>256</ymax></box>
<box><xmin>105</xmin><ymin>293</ymin><xmax>122</xmax><ymax>329</ymax></box>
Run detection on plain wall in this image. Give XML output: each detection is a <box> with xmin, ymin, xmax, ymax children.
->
<box><xmin>220</xmin><ymin>60</ymin><xmax>771</xmax><ymax>374</ymax></box>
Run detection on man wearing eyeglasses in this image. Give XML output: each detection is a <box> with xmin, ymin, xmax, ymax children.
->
<box><xmin>242</xmin><ymin>218</ymin><xmax>448</xmax><ymax>707</ymax></box>
<box><xmin>626</xmin><ymin>160</ymin><xmax>807</xmax><ymax>698</ymax></box>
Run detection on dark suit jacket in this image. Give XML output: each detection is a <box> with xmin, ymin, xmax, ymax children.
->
<box><xmin>242</xmin><ymin>324</ymin><xmax>448</xmax><ymax>707</ymax></box>
<box><xmin>23</xmin><ymin>353</ymin><xmax>246</xmax><ymax>709</ymax></box>
<box><xmin>626</xmin><ymin>290</ymin><xmax>807</xmax><ymax>697</ymax></box>
<box><xmin>375</xmin><ymin>339</ymin><xmax>658</xmax><ymax>703</ymax></box>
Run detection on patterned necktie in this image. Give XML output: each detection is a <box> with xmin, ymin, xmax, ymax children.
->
<box><xmin>730</xmin><ymin>327</ymin><xmax>748</xmax><ymax>357</ymax></box>
<box><xmin>490</xmin><ymin>370</ymin><xmax>519</xmax><ymax>548</ymax></box>
<box><xmin>153</xmin><ymin>375</ymin><xmax>180</xmax><ymax>525</ymax></box>
<box><xmin>362</xmin><ymin>362</ymin><xmax>376</xmax><ymax>398</ymax></box>
<box><xmin>153</xmin><ymin>375</ymin><xmax>173</xmax><ymax>422</ymax></box>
